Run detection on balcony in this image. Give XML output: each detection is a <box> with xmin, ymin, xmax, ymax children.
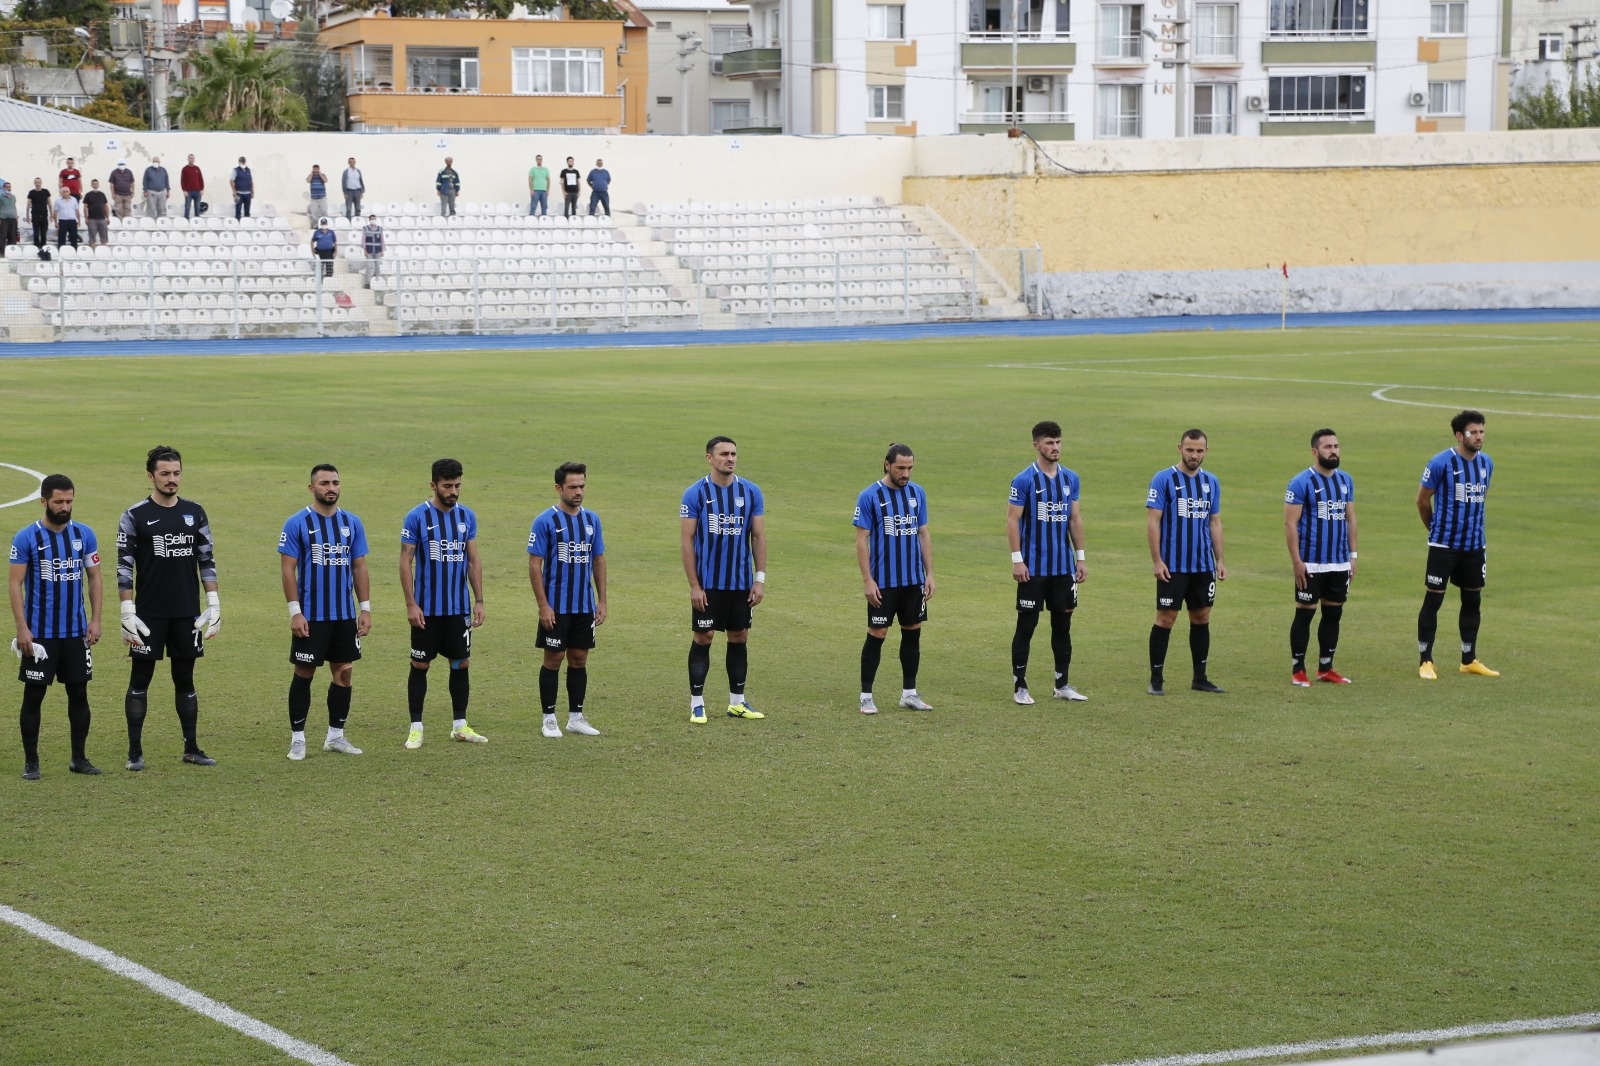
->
<box><xmin>960</xmin><ymin>33</ymin><xmax>1077</xmax><ymax>69</ymax></box>
<box><xmin>959</xmin><ymin>109</ymin><xmax>1075</xmax><ymax>139</ymax></box>
<box><xmin>1260</xmin><ymin>38</ymin><xmax>1376</xmax><ymax>63</ymax></box>
<box><xmin>721</xmin><ymin>113</ymin><xmax>783</xmax><ymax>134</ymax></box>
<box><xmin>722</xmin><ymin>42</ymin><xmax>782</xmax><ymax>79</ymax></box>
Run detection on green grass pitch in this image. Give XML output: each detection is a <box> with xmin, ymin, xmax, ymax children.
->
<box><xmin>0</xmin><ymin>323</ymin><xmax>1596</xmax><ymax>1065</ymax></box>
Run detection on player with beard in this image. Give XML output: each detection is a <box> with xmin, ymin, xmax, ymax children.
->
<box><xmin>1006</xmin><ymin>420</ymin><xmax>1088</xmax><ymax>705</ymax></box>
<box><xmin>1416</xmin><ymin>410</ymin><xmax>1497</xmax><ymax>680</ymax></box>
<box><xmin>116</xmin><ymin>446</ymin><xmax>220</xmax><ymax>770</ymax></box>
<box><xmin>1284</xmin><ymin>429</ymin><xmax>1358</xmax><ymax>686</ymax></box>
<box><xmin>1146</xmin><ymin>429</ymin><xmax>1226</xmax><ymax>696</ymax></box>
<box><xmin>527</xmin><ymin>462</ymin><xmax>606</xmax><ymax>738</ymax></box>
<box><xmin>854</xmin><ymin>443</ymin><xmax>935</xmax><ymax>714</ymax></box>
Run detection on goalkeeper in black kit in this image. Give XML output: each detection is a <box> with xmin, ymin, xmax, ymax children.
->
<box><xmin>116</xmin><ymin>446</ymin><xmax>221</xmax><ymax>771</ymax></box>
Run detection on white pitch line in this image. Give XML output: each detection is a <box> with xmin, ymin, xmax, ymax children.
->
<box><xmin>1100</xmin><ymin>1010</ymin><xmax>1600</xmax><ymax>1066</ymax></box>
<box><xmin>0</xmin><ymin>461</ymin><xmax>45</xmax><ymax>510</ymax></box>
<box><xmin>1370</xmin><ymin>387</ymin><xmax>1600</xmax><ymax>420</ymax></box>
<box><xmin>0</xmin><ymin>903</ymin><xmax>356</xmax><ymax>1066</ymax></box>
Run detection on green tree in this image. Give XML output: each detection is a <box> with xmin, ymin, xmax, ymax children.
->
<box><xmin>172</xmin><ymin>31</ymin><xmax>309</xmax><ymax>131</ymax></box>
<box><xmin>0</xmin><ymin>17</ymin><xmax>91</xmax><ymax>66</ymax></box>
<box><xmin>11</xmin><ymin>0</ymin><xmax>111</xmax><ymax>30</ymax></box>
<box><xmin>1508</xmin><ymin>61</ymin><xmax>1600</xmax><ymax>129</ymax></box>
<box><xmin>292</xmin><ymin>18</ymin><xmax>347</xmax><ymax>131</ymax></box>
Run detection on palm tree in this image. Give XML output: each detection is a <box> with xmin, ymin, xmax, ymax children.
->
<box><xmin>173</xmin><ymin>32</ymin><xmax>309</xmax><ymax>131</ymax></box>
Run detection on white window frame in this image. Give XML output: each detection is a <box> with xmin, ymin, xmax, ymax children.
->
<box><xmin>1427</xmin><ymin>79</ymin><xmax>1465</xmax><ymax>115</ymax></box>
<box><xmin>1095</xmin><ymin>83</ymin><xmax>1141</xmax><ymax>136</ymax></box>
<box><xmin>1538</xmin><ymin>33</ymin><xmax>1564</xmax><ymax>61</ymax></box>
<box><xmin>1193</xmin><ymin>3</ymin><xmax>1238</xmax><ymax>59</ymax></box>
<box><xmin>1267</xmin><ymin>72</ymin><xmax>1368</xmax><ymax>116</ymax></box>
<box><xmin>867</xmin><ymin>4</ymin><xmax>906</xmax><ymax>41</ymax></box>
<box><xmin>710</xmin><ymin>25</ymin><xmax>743</xmax><ymax>55</ymax></box>
<box><xmin>868</xmin><ymin>84</ymin><xmax>906</xmax><ymax>120</ymax></box>
<box><xmin>1428</xmin><ymin>1</ymin><xmax>1465</xmax><ymax>35</ymax></box>
<box><xmin>511</xmin><ymin>47</ymin><xmax>605</xmax><ymax>96</ymax></box>
<box><xmin>1268</xmin><ymin>0</ymin><xmax>1368</xmax><ymax>38</ymax></box>
<box><xmin>1098</xmin><ymin>4</ymin><xmax>1144</xmax><ymax>59</ymax></box>
<box><xmin>711</xmin><ymin>98</ymin><xmax>751</xmax><ymax>132</ymax></box>
<box><xmin>1192</xmin><ymin>82</ymin><xmax>1235</xmax><ymax>134</ymax></box>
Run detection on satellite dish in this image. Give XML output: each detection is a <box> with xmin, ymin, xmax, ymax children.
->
<box><xmin>269</xmin><ymin>0</ymin><xmax>292</xmax><ymax>19</ymax></box>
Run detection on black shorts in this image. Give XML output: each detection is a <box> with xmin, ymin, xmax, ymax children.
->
<box><xmin>693</xmin><ymin>589</ymin><xmax>753</xmax><ymax>633</ymax></box>
<box><xmin>1426</xmin><ymin>547</ymin><xmax>1486</xmax><ymax>592</ymax></box>
<box><xmin>128</xmin><ymin>616</ymin><xmax>204</xmax><ymax>661</ymax></box>
<box><xmin>1016</xmin><ymin>574</ymin><xmax>1078</xmax><ymax>614</ymax></box>
<box><xmin>17</xmin><ymin>637</ymin><xmax>93</xmax><ymax>686</ymax></box>
<box><xmin>410</xmin><ymin>614</ymin><xmax>473</xmax><ymax>663</ymax></box>
<box><xmin>291</xmin><ymin>619</ymin><xmax>362</xmax><ymax>668</ymax></box>
<box><xmin>1295</xmin><ymin>570</ymin><xmax>1351</xmax><ymax>605</ymax></box>
<box><xmin>538</xmin><ymin>612</ymin><xmax>596</xmax><ymax>652</ymax></box>
<box><xmin>1156</xmin><ymin>571</ymin><xmax>1217</xmax><ymax>612</ymax></box>
<box><xmin>868</xmin><ymin>585</ymin><xmax>927</xmax><ymax>629</ymax></box>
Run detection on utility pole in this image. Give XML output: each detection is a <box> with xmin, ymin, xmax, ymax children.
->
<box><xmin>676</xmin><ymin>30</ymin><xmax>702</xmax><ymax>136</ymax></box>
<box><xmin>1009</xmin><ymin>0</ymin><xmax>1020</xmax><ymax>131</ymax></box>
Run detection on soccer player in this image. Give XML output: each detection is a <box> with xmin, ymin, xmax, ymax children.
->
<box><xmin>1284</xmin><ymin>429</ymin><xmax>1358</xmax><ymax>686</ymax></box>
<box><xmin>527</xmin><ymin>462</ymin><xmax>606</xmax><ymax>739</ymax></box>
<box><xmin>854</xmin><ymin>443</ymin><xmax>936</xmax><ymax>714</ymax></box>
<box><xmin>1006</xmin><ymin>420</ymin><xmax>1088</xmax><ymax>705</ymax></box>
<box><xmin>1146</xmin><ymin>429</ymin><xmax>1226</xmax><ymax>696</ymax></box>
<box><xmin>1416</xmin><ymin>410</ymin><xmax>1497</xmax><ymax>680</ymax></box>
<box><xmin>279</xmin><ymin>465</ymin><xmax>372</xmax><ymax>761</ymax></box>
<box><xmin>10</xmin><ymin>475</ymin><xmax>103</xmax><ymax>778</ymax></box>
<box><xmin>117</xmin><ymin>446</ymin><xmax>220</xmax><ymax>771</ymax></box>
<box><xmin>681</xmin><ymin>435</ymin><xmax>766</xmax><ymax>724</ymax></box>
<box><xmin>399</xmin><ymin>458</ymin><xmax>488</xmax><ymax>748</ymax></box>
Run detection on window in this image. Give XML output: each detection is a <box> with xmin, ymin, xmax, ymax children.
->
<box><xmin>1193</xmin><ymin>4</ymin><xmax>1237</xmax><ymax>59</ymax></box>
<box><xmin>511</xmin><ymin>48</ymin><xmax>605</xmax><ymax>95</ymax></box>
<box><xmin>968</xmin><ymin>0</ymin><xmax>1071</xmax><ymax>36</ymax></box>
<box><xmin>1427</xmin><ymin>79</ymin><xmax>1465</xmax><ymax>114</ymax></box>
<box><xmin>1098</xmin><ymin>4</ymin><xmax>1143</xmax><ymax>59</ymax></box>
<box><xmin>868</xmin><ymin>84</ymin><xmax>905</xmax><ymax>120</ymax></box>
<box><xmin>1267</xmin><ymin>73</ymin><xmax>1367</xmax><ymax>115</ymax></box>
<box><xmin>1428</xmin><ymin>1</ymin><xmax>1465</xmax><ymax>35</ymax></box>
<box><xmin>1538</xmin><ymin>33</ymin><xmax>1564</xmax><ymax>60</ymax></box>
<box><xmin>712</xmin><ymin>99</ymin><xmax>751</xmax><ymax>132</ymax></box>
<box><xmin>867</xmin><ymin>4</ymin><xmax>906</xmax><ymax>40</ymax></box>
<box><xmin>1193</xmin><ymin>82</ymin><xmax>1235</xmax><ymax>133</ymax></box>
<box><xmin>1269</xmin><ymin>0</ymin><xmax>1368</xmax><ymax>36</ymax></box>
<box><xmin>656</xmin><ymin>20</ymin><xmax>672</xmax><ymax>31</ymax></box>
<box><xmin>406</xmin><ymin>47</ymin><xmax>478</xmax><ymax>93</ymax></box>
<box><xmin>656</xmin><ymin>96</ymin><xmax>673</xmax><ymax>106</ymax></box>
<box><xmin>710</xmin><ymin>25</ymin><xmax>744</xmax><ymax>54</ymax></box>
<box><xmin>1096</xmin><ymin>83</ymin><xmax>1140</xmax><ymax>136</ymax></box>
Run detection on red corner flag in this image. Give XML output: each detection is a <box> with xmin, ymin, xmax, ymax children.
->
<box><xmin>1282</xmin><ymin>262</ymin><xmax>1289</xmax><ymax>278</ymax></box>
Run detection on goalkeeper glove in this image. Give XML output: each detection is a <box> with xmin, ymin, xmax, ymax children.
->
<box><xmin>120</xmin><ymin>601</ymin><xmax>150</xmax><ymax>644</ymax></box>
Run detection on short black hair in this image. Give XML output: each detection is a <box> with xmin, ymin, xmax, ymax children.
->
<box><xmin>1451</xmin><ymin>410</ymin><xmax>1486</xmax><ymax>435</ymax></box>
<box><xmin>1031</xmin><ymin>420</ymin><xmax>1061</xmax><ymax>441</ymax></box>
<box><xmin>884</xmin><ymin>442</ymin><xmax>914</xmax><ymax>464</ymax></box>
<box><xmin>1310</xmin><ymin>428</ymin><xmax>1336</xmax><ymax>448</ymax></box>
<box><xmin>431</xmin><ymin>458</ymin><xmax>463</xmax><ymax>483</ymax></box>
<box><xmin>705</xmin><ymin>435</ymin><xmax>735</xmax><ymax>454</ymax></box>
<box><xmin>310</xmin><ymin>463</ymin><xmax>339</xmax><ymax>479</ymax></box>
<box><xmin>146</xmin><ymin>445</ymin><xmax>181</xmax><ymax>473</ymax></box>
<box><xmin>40</xmin><ymin>473</ymin><xmax>73</xmax><ymax>498</ymax></box>
<box><xmin>1181</xmin><ymin>428</ymin><xmax>1208</xmax><ymax>444</ymax></box>
<box><xmin>555</xmin><ymin>461</ymin><xmax>587</xmax><ymax>485</ymax></box>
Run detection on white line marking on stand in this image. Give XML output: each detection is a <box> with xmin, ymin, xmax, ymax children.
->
<box><xmin>0</xmin><ymin>903</ymin><xmax>356</xmax><ymax>1066</ymax></box>
<box><xmin>1099</xmin><ymin>1010</ymin><xmax>1600</xmax><ymax>1066</ymax></box>
<box><xmin>0</xmin><ymin>461</ymin><xmax>45</xmax><ymax>510</ymax></box>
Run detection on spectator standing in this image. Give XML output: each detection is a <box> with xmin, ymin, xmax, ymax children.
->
<box><xmin>108</xmin><ymin>160</ymin><xmax>135</xmax><ymax>219</ymax></box>
<box><xmin>230</xmin><ymin>157</ymin><xmax>254</xmax><ymax>220</ymax></box>
<box><xmin>559</xmin><ymin>157</ymin><xmax>581</xmax><ymax>218</ymax></box>
<box><xmin>310</xmin><ymin>217</ymin><xmax>337</xmax><ymax>278</ymax></box>
<box><xmin>82</xmin><ymin>180</ymin><xmax>110</xmax><ymax>247</ymax></box>
<box><xmin>305</xmin><ymin>164</ymin><xmax>328</xmax><ymax>224</ymax></box>
<box><xmin>361</xmin><ymin>214</ymin><xmax>384</xmax><ymax>278</ymax></box>
<box><xmin>26</xmin><ymin>178</ymin><xmax>52</xmax><ymax>248</ymax></box>
<box><xmin>142</xmin><ymin>157</ymin><xmax>170</xmax><ymax>218</ymax></box>
<box><xmin>435</xmin><ymin>157</ymin><xmax>460</xmax><ymax>217</ymax></box>
<box><xmin>586</xmin><ymin>158</ymin><xmax>612</xmax><ymax>217</ymax></box>
<box><xmin>52</xmin><ymin>186</ymin><xmax>81</xmax><ymax>249</ymax></box>
<box><xmin>528</xmin><ymin>155</ymin><xmax>550</xmax><ymax>216</ymax></box>
<box><xmin>58</xmin><ymin>159</ymin><xmax>82</xmax><ymax>200</ymax></box>
<box><xmin>341</xmin><ymin>157</ymin><xmax>364</xmax><ymax>219</ymax></box>
<box><xmin>0</xmin><ymin>182</ymin><xmax>18</xmax><ymax>248</ymax></box>
<box><xmin>180</xmin><ymin>154</ymin><xmax>205</xmax><ymax>219</ymax></box>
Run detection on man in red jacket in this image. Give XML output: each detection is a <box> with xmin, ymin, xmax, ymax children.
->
<box><xmin>58</xmin><ymin>158</ymin><xmax>82</xmax><ymax>200</ymax></box>
<box><xmin>180</xmin><ymin>154</ymin><xmax>205</xmax><ymax>219</ymax></box>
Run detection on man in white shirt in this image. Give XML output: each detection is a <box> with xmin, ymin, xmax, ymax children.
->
<box><xmin>341</xmin><ymin>156</ymin><xmax>364</xmax><ymax>219</ymax></box>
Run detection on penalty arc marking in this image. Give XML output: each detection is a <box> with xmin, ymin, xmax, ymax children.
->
<box><xmin>0</xmin><ymin>461</ymin><xmax>46</xmax><ymax>510</ymax></box>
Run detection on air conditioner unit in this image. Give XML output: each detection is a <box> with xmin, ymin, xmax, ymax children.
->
<box><xmin>711</xmin><ymin>56</ymin><xmax>724</xmax><ymax>75</ymax></box>
<box><xmin>1408</xmin><ymin>89</ymin><xmax>1428</xmax><ymax>107</ymax></box>
<box><xmin>1026</xmin><ymin>75</ymin><xmax>1048</xmax><ymax>92</ymax></box>
<box><xmin>109</xmin><ymin>19</ymin><xmax>144</xmax><ymax>50</ymax></box>
<box><xmin>1245</xmin><ymin>94</ymin><xmax>1265</xmax><ymax>111</ymax></box>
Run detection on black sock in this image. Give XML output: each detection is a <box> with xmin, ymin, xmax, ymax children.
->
<box><xmin>124</xmin><ymin>687</ymin><xmax>148</xmax><ymax>758</ymax></box>
<box><xmin>327</xmin><ymin>683</ymin><xmax>352</xmax><ymax>729</ymax></box>
<box><xmin>1011</xmin><ymin>612</ymin><xmax>1038</xmax><ymax>691</ymax></box>
<box><xmin>1289</xmin><ymin>609</ymin><xmax>1314</xmax><ymax>672</ymax></box>
<box><xmin>20</xmin><ymin>684</ymin><xmax>46</xmax><ymax>762</ymax></box>
<box><xmin>407</xmin><ymin>667</ymin><xmax>427</xmax><ymax>724</ymax></box>
<box><xmin>175</xmin><ymin>691</ymin><xmax>199</xmax><ymax>753</ymax></box>
<box><xmin>1317</xmin><ymin>604</ymin><xmax>1343</xmax><ymax>672</ymax></box>
<box><xmin>567</xmin><ymin>667</ymin><xmax>588</xmax><ymax>715</ymax></box>
<box><xmin>1049</xmin><ymin>611</ymin><xmax>1073</xmax><ymax>687</ymax></box>
<box><xmin>726</xmin><ymin>642</ymin><xmax>748</xmax><ymax>696</ymax></box>
<box><xmin>1149</xmin><ymin>625</ymin><xmax>1172</xmax><ymax>683</ymax></box>
<box><xmin>861</xmin><ymin>634</ymin><xmax>884</xmax><ymax>692</ymax></box>
<box><xmin>289</xmin><ymin>674</ymin><xmax>313</xmax><ymax>732</ymax></box>
<box><xmin>539</xmin><ymin>666</ymin><xmax>560</xmax><ymax>714</ymax></box>
<box><xmin>899</xmin><ymin>627</ymin><xmax>921</xmax><ymax>690</ymax></box>
<box><xmin>688</xmin><ymin>641</ymin><xmax>710</xmax><ymax>697</ymax></box>
<box><xmin>1417</xmin><ymin>592</ymin><xmax>1443</xmax><ymax>663</ymax></box>
<box><xmin>65</xmin><ymin>682</ymin><xmax>90</xmax><ymax>762</ymax></box>
<box><xmin>448</xmin><ymin>667</ymin><xmax>469</xmax><ymax>718</ymax></box>
<box><xmin>1458</xmin><ymin>589</ymin><xmax>1482</xmax><ymax>665</ymax></box>
<box><xmin>1189</xmin><ymin>623</ymin><xmax>1211</xmax><ymax>682</ymax></box>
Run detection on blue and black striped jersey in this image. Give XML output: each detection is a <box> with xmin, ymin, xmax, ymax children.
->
<box><xmin>400</xmin><ymin>500</ymin><xmax>477</xmax><ymax>617</ymax></box>
<box><xmin>680</xmin><ymin>476</ymin><xmax>764</xmax><ymax>591</ymax></box>
<box><xmin>527</xmin><ymin>506</ymin><xmax>605</xmax><ymax>614</ymax></box>
<box><xmin>1008</xmin><ymin>463</ymin><xmax>1080</xmax><ymax>578</ymax></box>
<box><xmin>10</xmin><ymin>520</ymin><xmax>99</xmax><ymax>639</ymax></box>
<box><xmin>278</xmin><ymin>507</ymin><xmax>369</xmax><ymax>622</ymax></box>
<box><xmin>1422</xmin><ymin>448</ymin><xmax>1492</xmax><ymax>551</ymax></box>
<box><xmin>853</xmin><ymin>480</ymin><xmax>928</xmax><ymax>589</ymax></box>
<box><xmin>1285</xmin><ymin>468</ymin><xmax>1354</xmax><ymax>570</ymax></box>
<box><xmin>1147</xmin><ymin>466</ymin><xmax>1221</xmax><ymax>573</ymax></box>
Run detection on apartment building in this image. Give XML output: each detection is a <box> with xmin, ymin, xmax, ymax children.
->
<box><xmin>635</xmin><ymin>0</ymin><xmax>758</xmax><ymax>134</ymax></box>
